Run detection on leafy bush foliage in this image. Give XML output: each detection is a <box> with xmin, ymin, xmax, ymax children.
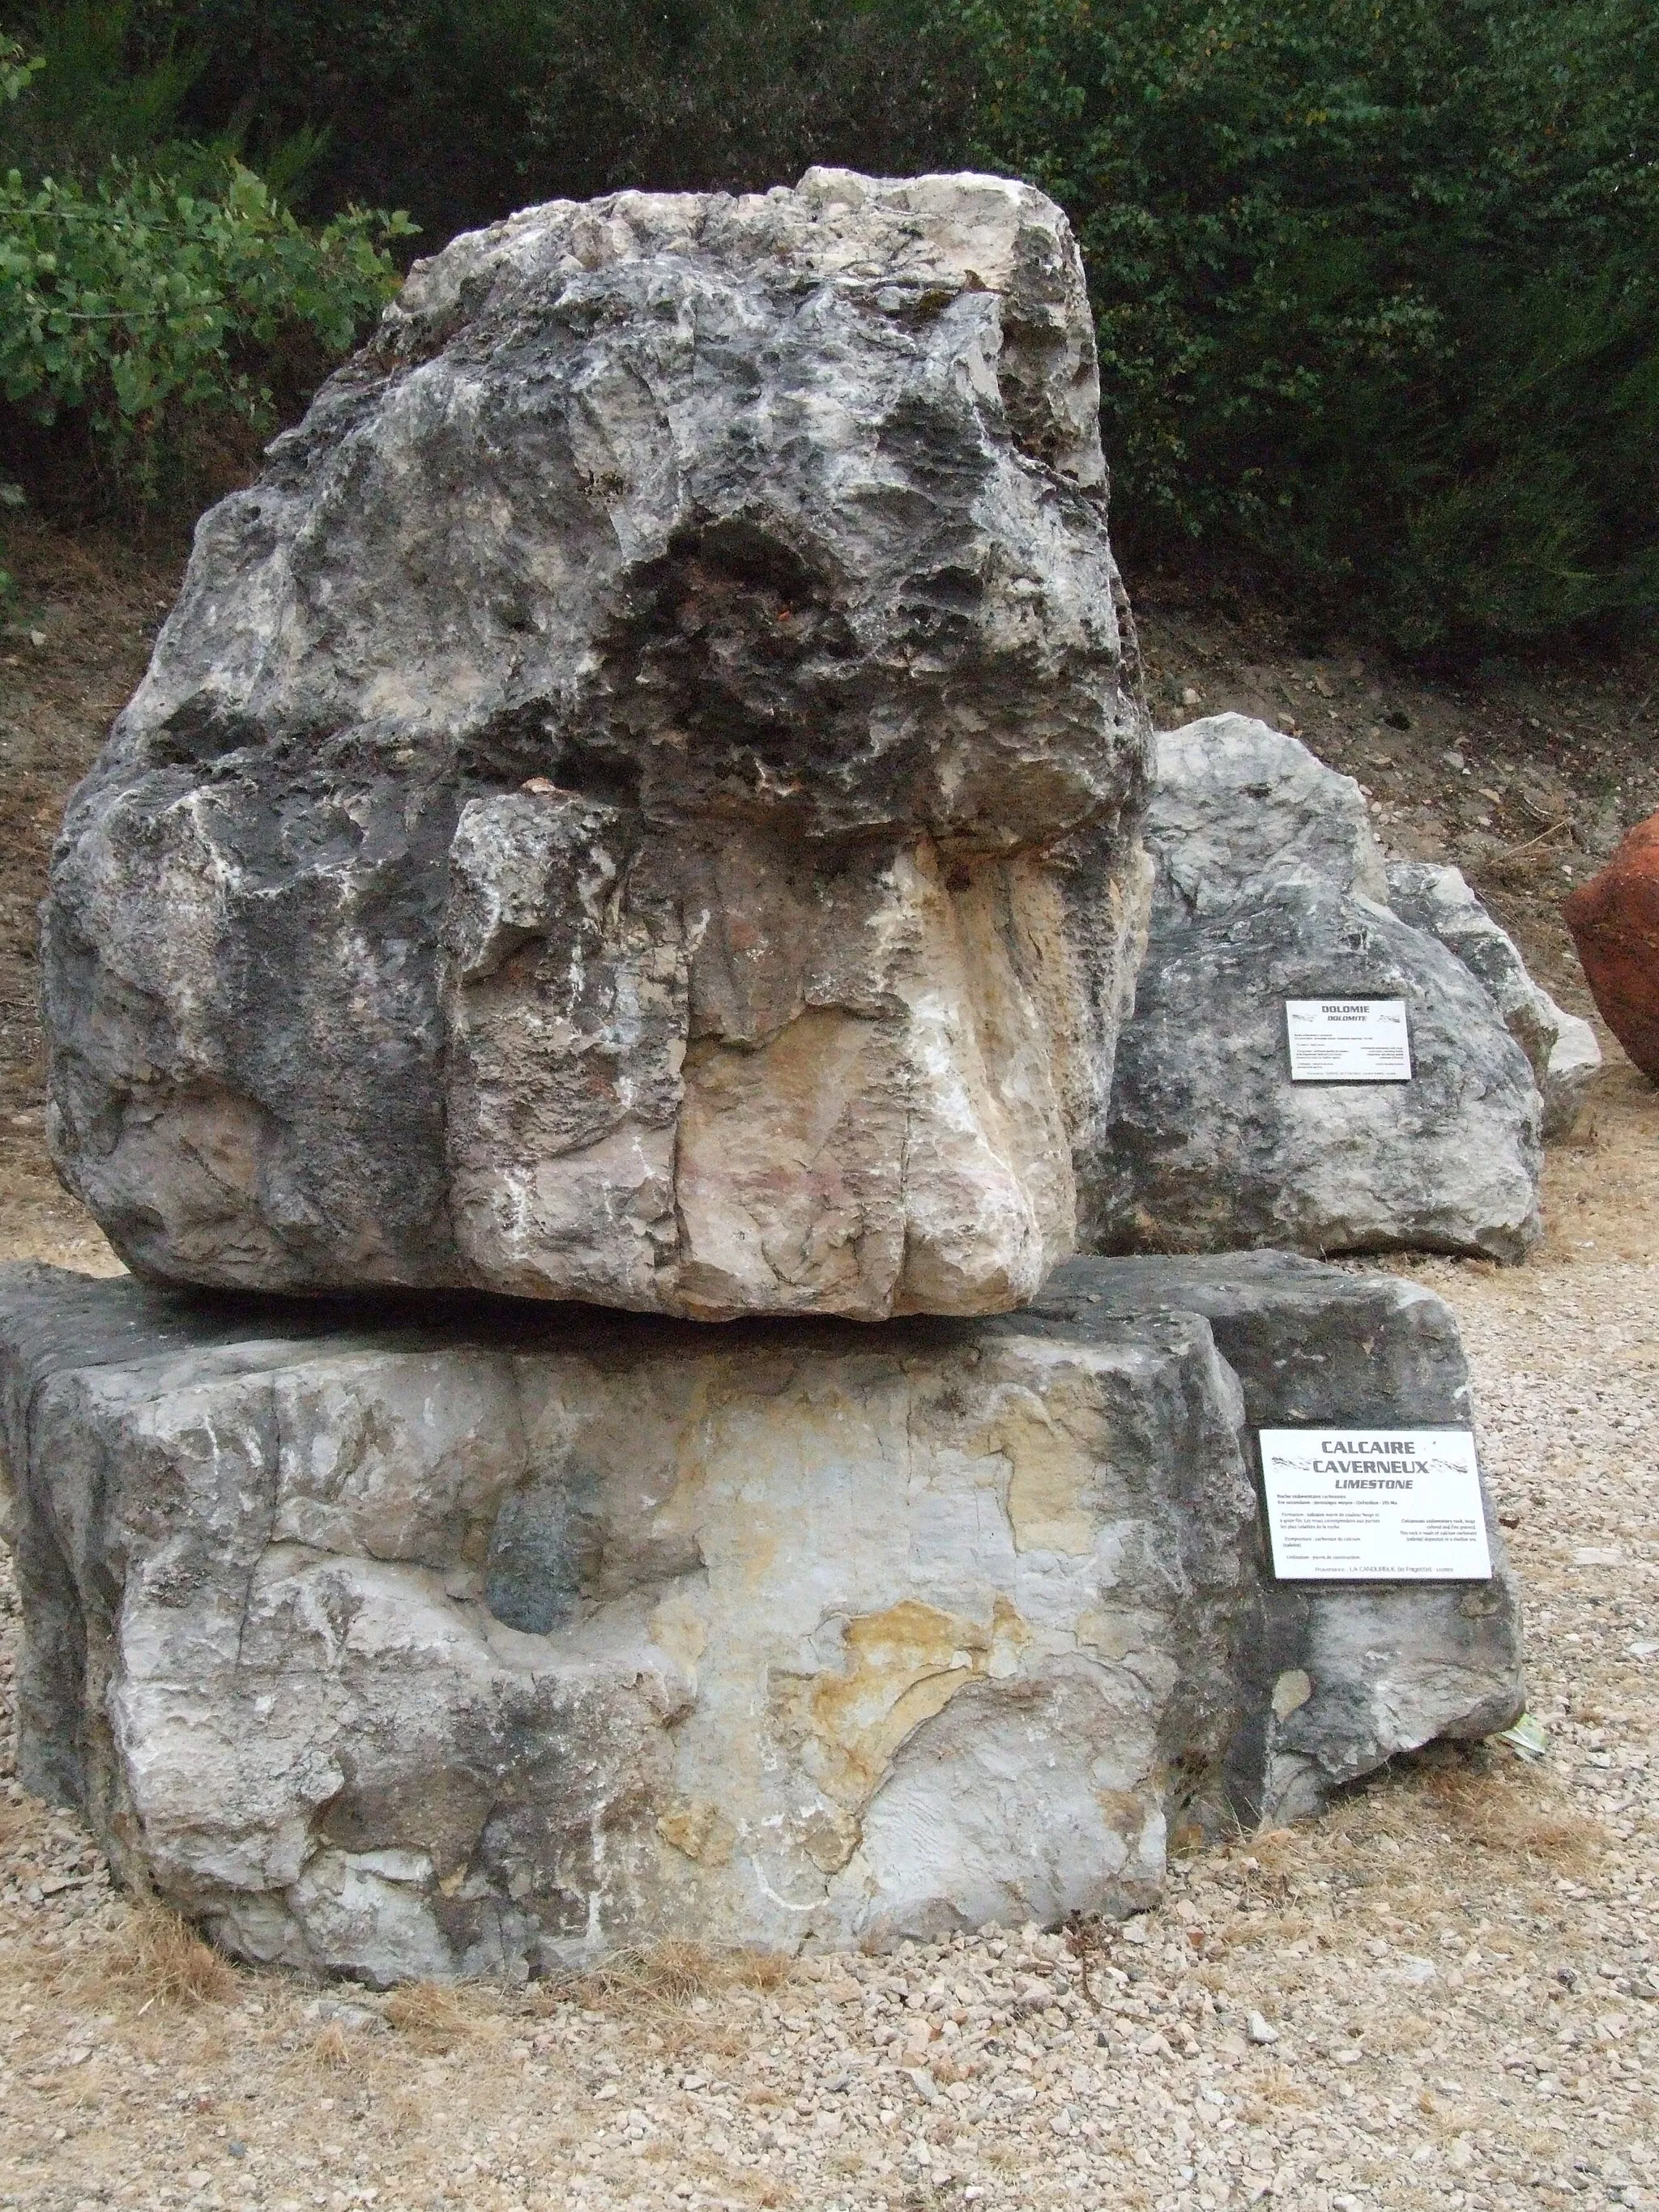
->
<box><xmin>2</xmin><ymin>34</ymin><xmax>44</xmax><ymax>106</ymax></box>
<box><xmin>0</xmin><ymin>160</ymin><xmax>411</xmax><ymax>500</ymax></box>
<box><xmin>11</xmin><ymin>2</ymin><xmax>1659</xmax><ymax>649</ymax></box>
<box><xmin>953</xmin><ymin>0</ymin><xmax>1659</xmax><ymax>649</ymax></box>
<box><xmin>0</xmin><ymin>15</ymin><xmax>411</xmax><ymax>523</ymax></box>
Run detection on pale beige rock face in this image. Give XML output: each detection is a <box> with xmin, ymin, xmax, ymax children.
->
<box><xmin>441</xmin><ymin>803</ymin><xmax>1114</xmax><ymax>1318</ymax></box>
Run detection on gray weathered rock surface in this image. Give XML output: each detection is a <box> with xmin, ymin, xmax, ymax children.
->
<box><xmin>0</xmin><ymin>1264</ymin><xmax>1254</xmax><ymax>1976</ymax></box>
<box><xmin>1085</xmin><ymin>718</ymin><xmax>1544</xmax><ymax>1260</ymax></box>
<box><xmin>1144</xmin><ymin>712</ymin><xmax>1389</xmax><ymax>916</ymax></box>
<box><xmin>1387</xmin><ymin>859</ymin><xmax>1601</xmax><ymax>1140</ymax></box>
<box><xmin>1094</xmin><ymin>884</ymin><xmax>1544</xmax><ymax>1260</ymax></box>
<box><xmin>1028</xmin><ymin>1254</ymin><xmax>1525</xmax><ymax>1822</ymax></box>
<box><xmin>44</xmin><ymin>169</ymin><xmax>1149</xmax><ymax>1320</ymax></box>
<box><xmin>0</xmin><ymin>1255</ymin><xmax>1521</xmax><ymax>1980</ymax></box>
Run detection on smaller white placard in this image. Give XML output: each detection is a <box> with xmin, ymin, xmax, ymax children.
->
<box><xmin>1259</xmin><ymin>1427</ymin><xmax>1492</xmax><ymax>1582</ymax></box>
<box><xmin>1285</xmin><ymin>998</ymin><xmax>1412</xmax><ymax>1081</ymax></box>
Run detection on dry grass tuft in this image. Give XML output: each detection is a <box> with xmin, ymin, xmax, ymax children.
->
<box><xmin>93</xmin><ymin>1899</ymin><xmax>238</xmax><ymax>2009</ymax></box>
<box><xmin>384</xmin><ymin>1980</ymin><xmax>471</xmax><ymax>2054</ymax></box>
<box><xmin>734</xmin><ymin>1948</ymin><xmax>794</xmax><ymax>1993</ymax></box>
<box><xmin>585</xmin><ymin>1938</ymin><xmax>728</xmax><ymax>2004</ymax></box>
<box><xmin>1249</xmin><ymin>2065</ymin><xmax>1319</xmax><ymax>2111</ymax></box>
<box><xmin>545</xmin><ymin>1939</ymin><xmax>794</xmax><ymax>2013</ymax></box>
<box><xmin>1420</xmin><ymin>1768</ymin><xmax>1604</xmax><ymax>1869</ymax></box>
<box><xmin>312</xmin><ymin>2021</ymin><xmax>354</xmax><ymax>2071</ymax></box>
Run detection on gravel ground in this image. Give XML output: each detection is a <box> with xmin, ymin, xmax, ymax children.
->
<box><xmin>2</xmin><ymin>1065</ymin><xmax>1656</xmax><ymax>2212</ymax></box>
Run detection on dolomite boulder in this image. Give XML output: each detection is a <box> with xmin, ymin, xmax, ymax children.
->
<box><xmin>43</xmin><ymin>168</ymin><xmax>1149</xmax><ymax>1322</ymax></box>
<box><xmin>0</xmin><ymin>1255</ymin><xmax>1522</xmax><ymax>1981</ymax></box>
<box><xmin>1085</xmin><ymin>718</ymin><xmax>1544</xmax><ymax>1260</ymax></box>
<box><xmin>1388</xmin><ymin>859</ymin><xmax>1599</xmax><ymax>1139</ymax></box>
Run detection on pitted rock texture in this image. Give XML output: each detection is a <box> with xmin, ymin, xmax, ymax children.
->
<box><xmin>1388</xmin><ymin>859</ymin><xmax>1599</xmax><ymax>1140</ymax></box>
<box><xmin>43</xmin><ymin>168</ymin><xmax>1149</xmax><ymax>1319</ymax></box>
<box><xmin>1140</xmin><ymin>712</ymin><xmax>1389</xmax><ymax>917</ymax></box>
<box><xmin>0</xmin><ymin>1255</ymin><xmax>1523</xmax><ymax>1982</ymax></box>
<box><xmin>1083</xmin><ymin>718</ymin><xmax>1544</xmax><ymax>1261</ymax></box>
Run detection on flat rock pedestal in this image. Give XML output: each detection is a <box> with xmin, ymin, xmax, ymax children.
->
<box><xmin>0</xmin><ymin>1255</ymin><xmax>1523</xmax><ymax>1985</ymax></box>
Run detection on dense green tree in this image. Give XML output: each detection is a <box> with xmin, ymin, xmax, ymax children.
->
<box><xmin>0</xmin><ymin>11</ymin><xmax>409</xmax><ymax>534</ymax></box>
<box><xmin>4</xmin><ymin>0</ymin><xmax>1657</xmax><ymax>649</ymax></box>
<box><xmin>951</xmin><ymin>0</ymin><xmax>1659</xmax><ymax>646</ymax></box>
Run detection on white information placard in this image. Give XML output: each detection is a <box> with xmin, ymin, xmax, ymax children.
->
<box><xmin>1259</xmin><ymin>1427</ymin><xmax>1492</xmax><ymax>1581</ymax></box>
<box><xmin>1285</xmin><ymin>998</ymin><xmax>1412</xmax><ymax>1081</ymax></box>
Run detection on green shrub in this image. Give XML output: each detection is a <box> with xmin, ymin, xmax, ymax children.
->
<box><xmin>0</xmin><ymin>20</ymin><xmax>412</xmax><ymax>531</ymax></box>
<box><xmin>0</xmin><ymin>157</ymin><xmax>412</xmax><ymax>501</ymax></box>
<box><xmin>2</xmin><ymin>33</ymin><xmax>44</xmax><ymax>105</ymax></box>
<box><xmin>950</xmin><ymin>0</ymin><xmax>1659</xmax><ymax>649</ymax></box>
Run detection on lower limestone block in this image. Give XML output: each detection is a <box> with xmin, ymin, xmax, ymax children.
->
<box><xmin>0</xmin><ymin>1255</ymin><xmax>1524</xmax><ymax>1980</ymax></box>
<box><xmin>1029</xmin><ymin>1253</ymin><xmax>1526</xmax><ymax>1821</ymax></box>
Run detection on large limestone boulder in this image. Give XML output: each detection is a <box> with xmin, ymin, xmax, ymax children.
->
<box><xmin>1085</xmin><ymin>716</ymin><xmax>1544</xmax><ymax>1261</ymax></box>
<box><xmin>1388</xmin><ymin>860</ymin><xmax>1600</xmax><ymax>1139</ymax></box>
<box><xmin>44</xmin><ymin>170</ymin><xmax>1149</xmax><ymax>1320</ymax></box>
<box><xmin>1</xmin><ymin>1255</ymin><xmax>1521</xmax><ymax>1981</ymax></box>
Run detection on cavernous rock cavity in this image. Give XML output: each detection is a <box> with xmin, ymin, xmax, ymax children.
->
<box><xmin>0</xmin><ymin>1255</ymin><xmax>1520</xmax><ymax>1981</ymax></box>
<box><xmin>43</xmin><ymin>169</ymin><xmax>1150</xmax><ymax>1319</ymax></box>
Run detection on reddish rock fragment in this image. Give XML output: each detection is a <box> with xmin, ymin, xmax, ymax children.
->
<box><xmin>1563</xmin><ymin>815</ymin><xmax>1659</xmax><ymax>1082</ymax></box>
